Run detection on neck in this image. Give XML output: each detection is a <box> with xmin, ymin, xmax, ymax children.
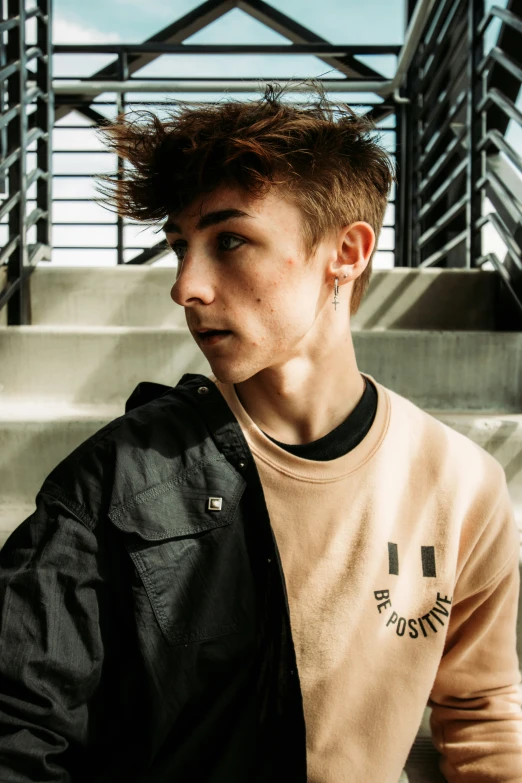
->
<box><xmin>234</xmin><ymin>331</ymin><xmax>365</xmax><ymax>446</ymax></box>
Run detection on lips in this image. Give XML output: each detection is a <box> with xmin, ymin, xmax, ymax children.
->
<box><xmin>197</xmin><ymin>328</ymin><xmax>228</xmax><ymax>336</ymax></box>
<box><xmin>195</xmin><ymin>328</ymin><xmax>232</xmax><ymax>346</ymax></box>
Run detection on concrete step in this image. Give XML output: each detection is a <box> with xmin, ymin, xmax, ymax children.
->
<box><xmin>402</xmin><ymin>737</ymin><xmax>445</xmax><ymax>783</ymax></box>
<box><xmin>1</xmin><ymin>408</ymin><xmax>521</xmax><ymax>544</ymax></box>
<box><xmin>430</xmin><ymin>411</ymin><xmax>522</xmax><ymax>522</ymax></box>
<box><xmin>403</xmin><ymin>707</ymin><xmax>446</xmax><ymax>783</ymax></box>
<box><xmin>0</xmin><ymin>504</ymin><xmax>42</xmax><ymax>549</ymax></box>
<box><xmin>0</xmin><ymin>407</ymin><xmax>116</xmax><ymax>513</ymax></box>
<box><xmin>0</xmin><ymin>326</ymin><xmax>211</xmax><ymax>407</ymax></box>
<box><xmin>1</xmin><ymin>263</ymin><xmax>518</xmax><ymax>783</ymax></box>
<box><xmin>27</xmin><ymin>266</ymin><xmax>500</xmax><ymax>330</ymax></box>
<box><xmin>1</xmin><ymin>326</ymin><xmax>521</xmax><ymax>410</ymax></box>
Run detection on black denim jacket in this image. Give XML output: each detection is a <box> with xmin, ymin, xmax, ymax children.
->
<box><xmin>0</xmin><ymin>374</ymin><xmax>307</xmax><ymax>783</ymax></box>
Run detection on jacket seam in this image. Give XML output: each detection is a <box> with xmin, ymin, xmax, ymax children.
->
<box><xmin>64</xmin><ymin>417</ymin><xmax>126</xmax><ymax>469</ymax></box>
<box><xmin>117</xmin><ymin>474</ymin><xmax>244</xmax><ymax>539</ymax></box>
<box><xmin>38</xmin><ymin>485</ymin><xmax>97</xmax><ymax>530</ymax></box>
<box><xmin>109</xmin><ymin>454</ymin><xmax>231</xmax><ymax>518</ymax></box>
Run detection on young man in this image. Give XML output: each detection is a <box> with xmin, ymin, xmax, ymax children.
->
<box><xmin>0</xmin><ymin>90</ymin><xmax>521</xmax><ymax>783</ymax></box>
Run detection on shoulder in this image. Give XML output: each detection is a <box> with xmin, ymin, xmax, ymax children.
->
<box><xmin>378</xmin><ymin>380</ymin><xmax>508</xmax><ymax>519</ymax></box>
<box><xmin>381</xmin><ymin>380</ymin><xmax>505</xmax><ymax>478</ymax></box>
<box><xmin>378</xmin><ymin>381</ymin><xmax>518</xmax><ymax>584</ymax></box>
<box><xmin>40</xmin><ymin>380</ymin><xmax>215</xmax><ymax>528</ymax></box>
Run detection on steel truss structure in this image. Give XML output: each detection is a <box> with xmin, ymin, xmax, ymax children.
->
<box><xmin>0</xmin><ymin>0</ymin><xmax>521</xmax><ymax>327</ymax></box>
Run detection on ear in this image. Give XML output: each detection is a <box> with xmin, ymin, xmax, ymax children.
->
<box><xmin>330</xmin><ymin>222</ymin><xmax>376</xmax><ymax>285</ymax></box>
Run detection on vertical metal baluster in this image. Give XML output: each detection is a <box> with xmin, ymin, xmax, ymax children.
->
<box><xmin>36</xmin><ymin>0</ymin><xmax>52</xmax><ymax>262</ymax></box>
<box><xmin>466</xmin><ymin>0</ymin><xmax>484</xmax><ymax>269</ymax></box>
<box><xmin>411</xmin><ymin>40</ymin><xmax>422</xmax><ymax>270</ymax></box>
<box><xmin>7</xmin><ymin>0</ymin><xmax>28</xmax><ymax>324</ymax></box>
<box><xmin>396</xmin><ymin>92</ymin><xmax>412</xmax><ymax>268</ymax></box>
<box><xmin>0</xmin><ymin>0</ymin><xmax>7</xmax><ymax>196</ymax></box>
<box><xmin>116</xmin><ymin>50</ymin><xmax>127</xmax><ymax>265</ymax></box>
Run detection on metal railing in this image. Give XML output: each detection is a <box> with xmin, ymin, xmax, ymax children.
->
<box><xmin>50</xmin><ymin>4</ymin><xmax>400</xmax><ymax>269</ymax></box>
<box><xmin>0</xmin><ymin>0</ymin><xmax>52</xmax><ymax>324</ymax></box>
<box><xmin>403</xmin><ymin>0</ymin><xmax>522</xmax><ymax>327</ymax></box>
<box><xmin>1</xmin><ymin>0</ymin><xmax>521</xmax><ymax>329</ymax></box>
<box><xmin>0</xmin><ymin>0</ymin><xmax>438</xmax><ymax>321</ymax></box>
<box><xmin>40</xmin><ymin>0</ymin><xmax>443</xmax><ymax>277</ymax></box>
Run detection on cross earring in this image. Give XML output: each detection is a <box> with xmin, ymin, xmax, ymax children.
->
<box><xmin>332</xmin><ymin>277</ymin><xmax>340</xmax><ymax>311</ymax></box>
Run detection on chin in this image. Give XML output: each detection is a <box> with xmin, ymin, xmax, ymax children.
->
<box><xmin>208</xmin><ymin>357</ymin><xmax>262</xmax><ymax>386</ymax></box>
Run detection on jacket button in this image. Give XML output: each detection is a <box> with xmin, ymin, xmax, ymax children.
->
<box><xmin>238</xmin><ymin>461</ymin><xmax>246</xmax><ymax>469</ymax></box>
<box><xmin>197</xmin><ymin>386</ymin><xmax>209</xmax><ymax>395</ymax></box>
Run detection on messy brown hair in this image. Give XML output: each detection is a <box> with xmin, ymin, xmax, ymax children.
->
<box><xmin>97</xmin><ymin>85</ymin><xmax>394</xmax><ymax>314</ymax></box>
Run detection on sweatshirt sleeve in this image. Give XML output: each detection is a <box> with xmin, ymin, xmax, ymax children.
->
<box><xmin>429</xmin><ymin>472</ymin><xmax>522</xmax><ymax>782</ymax></box>
<box><xmin>0</xmin><ymin>491</ymin><xmax>106</xmax><ymax>782</ymax></box>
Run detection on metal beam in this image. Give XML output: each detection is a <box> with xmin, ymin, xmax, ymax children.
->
<box><xmin>54</xmin><ymin>43</ymin><xmax>402</xmax><ymax>56</ymax></box>
<box><xmin>53</xmin><ymin>79</ymin><xmax>391</xmax><ymax>96</ymax></box>
<box><xmin>72</xmin><ymin>105</ymin><xmax>110</xmax><ymax>126</ymax></box>
<box><xmin>52</xmin><ymin>103</ymin><xmax>111</xmax><ymax>127</ymax></box>
<box><xmin>125</xmin><ymin>241</ymin><xmax>172</xmax><ymax>266</ymax></box>
<box><xmin>54</xmin><ymin>0</ymin><xmax>236</xmax><ymax>121</ymax></box>
<box><xmin>55</xmin><ymin>0</ymin><xmax>393</xmax><ymax>122</ymax></box>
<box><xmin>238</xmin><ymin>0</ymin><xmax>385</xmax><ymax>80</ymax></box>
<box><xmin>385</xmin><ymin>0</ymin><xmax>438</xmax><ymax>97</ymax></box>
<box><xmin>364</xmin><ymin>103</ymin><xmax>395</xmax><ymax>124</ymax></box>
<box><xmin>407</xmin><ymin>0</ymin><xmax>419</xmax><ymax>24</ymax></box>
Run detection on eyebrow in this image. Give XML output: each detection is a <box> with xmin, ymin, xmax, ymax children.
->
<box><xmin>163</xmin><ymin>208</ymin><xmax>253</xmax><ymax>235</ymax></box>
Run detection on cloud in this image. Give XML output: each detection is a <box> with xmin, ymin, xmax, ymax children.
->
<box><xmin>52</xmin><ymin>14</ymin><xmax>122</xmax><ymax>77</ymax></box>
<box><xmin>53</xmin><ymin>14</ymin><xmax>122</xmax><ymax>44</ymax></box>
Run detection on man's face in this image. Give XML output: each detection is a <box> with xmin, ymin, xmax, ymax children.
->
<box><xmin>168</xmin><ymin>184</ymin><xmax>348</xmax><ymax>384</ymax></box>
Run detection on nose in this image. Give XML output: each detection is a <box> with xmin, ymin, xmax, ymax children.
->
<box><xmin>170</xmin><ymin>253</ymin><xmax>215</xmax><ymax>308</ymax></box>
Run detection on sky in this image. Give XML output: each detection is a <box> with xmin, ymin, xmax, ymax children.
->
<box><xmin>54</xmin><ymin>0</ymin><xmax>406</xmax><ymax>46</ymax></box>
<box><xmin>52</xmin><ymin>1</ymin><xmax>405</xmax><ymax>87</ymax></box>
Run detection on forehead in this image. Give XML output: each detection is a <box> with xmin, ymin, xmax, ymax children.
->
<box><xmin>168</xmin><ymin>183</ymin><xmax>301</xmax><ymax>227</ymax></box>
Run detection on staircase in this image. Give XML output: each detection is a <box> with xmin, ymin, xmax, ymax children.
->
<box><xmin>1</xmin><ymin>263</ymin><xmax>521</xmax><ymax>783</ymax></box>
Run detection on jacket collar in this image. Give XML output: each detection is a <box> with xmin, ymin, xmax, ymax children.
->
<box><xmin>174</xmin><ymin>374</ymin><xmax>253</xmax><ymax>474</ymax></box>
<box><xmin>125</xmin><ymin>374</ymin><xmax>253</xmax><ymax>475</ymax></box>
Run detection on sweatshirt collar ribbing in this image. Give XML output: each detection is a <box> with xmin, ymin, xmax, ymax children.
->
<box><xmin>212</xmin><ymin>372</ymin><xmax>391</xmax><ymax>483</ymax></box>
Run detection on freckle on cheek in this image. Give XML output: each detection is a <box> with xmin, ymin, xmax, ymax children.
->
<box><xmin>256</xmin><ymin>298</ymin><xmax>261</xmax><ymax>303</ymax></box>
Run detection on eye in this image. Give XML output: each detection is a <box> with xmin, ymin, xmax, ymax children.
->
<box><xmin>218</xmin><ymin>234</ymin><xmax>245</xmax><ymax>252</ymax></box>
<box><xmin>170</xmin><ymin>240</ymin><xmax>187</xmax><ymax>261</ymax></box>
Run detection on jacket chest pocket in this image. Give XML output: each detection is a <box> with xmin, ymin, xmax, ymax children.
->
<box><xmin>108</xmin><ymin>459</ymin><xmax>248</xmax><ymax>646</ymax></box>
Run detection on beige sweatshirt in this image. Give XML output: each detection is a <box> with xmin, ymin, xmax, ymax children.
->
<box><xmin>213</xmin><ymin>372</ymin><xmax>522</xmax><ymax>783</ymax></box>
